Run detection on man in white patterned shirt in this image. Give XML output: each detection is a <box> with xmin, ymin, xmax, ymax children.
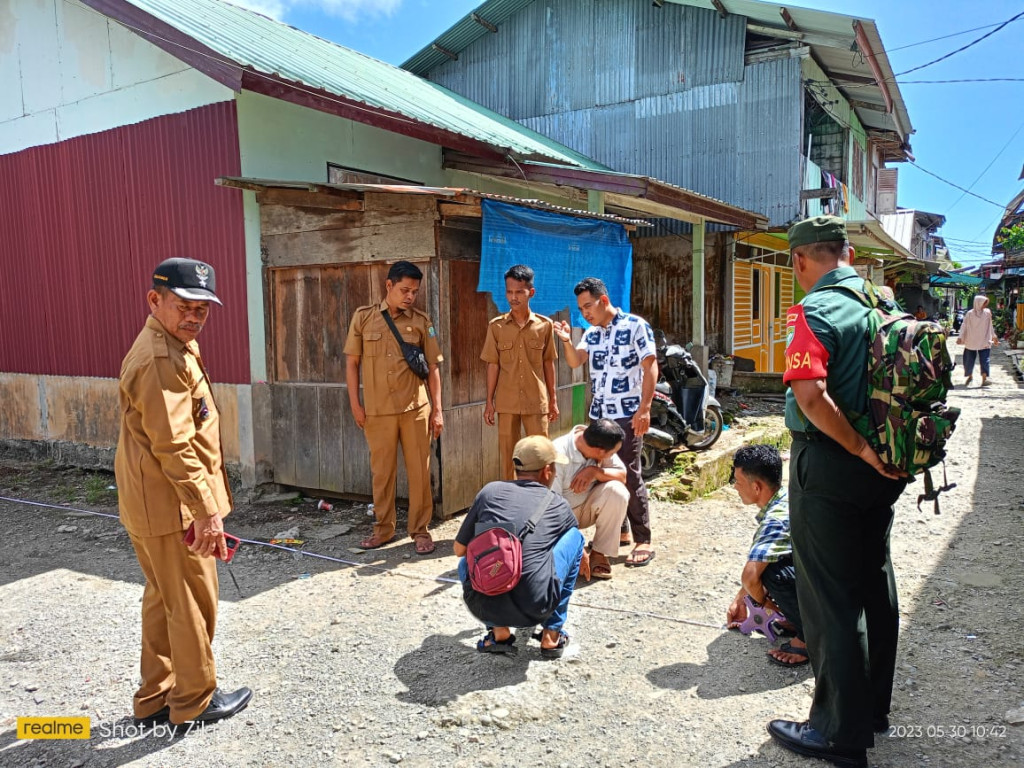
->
<box><xmin>554</xmin><ymin>277</ymin><xmax>658</xmax><ymax>567</ymax></box>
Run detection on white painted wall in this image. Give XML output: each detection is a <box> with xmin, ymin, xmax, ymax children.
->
<box><xmin>0</xmin><ymin>0</ymin><xmax>233</xmax><ymax>155</ymax></box>
<box><xmin>235</xmin><ymin>91</ymin><xmax>447</xmax><ymax>186</ymax></box>
<box><xmin>235</xmin><ymin>90</ymin><xmax>453</xmax><ymax>387</ymax></box>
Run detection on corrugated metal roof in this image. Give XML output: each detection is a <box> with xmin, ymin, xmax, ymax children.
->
<box><xmin>880</xmin><ymin>210</ymin><xmax>916</xmax><ymax>250</ymax></box>
<box><xmin>95</xmin><ymin>0</ymin><xmax>607</xmax><ymax>169</ymax></box>
<box><xmin>401</xmin><ymin>0</ymin><xmax>913</xmax><ymax>155</ymax></box>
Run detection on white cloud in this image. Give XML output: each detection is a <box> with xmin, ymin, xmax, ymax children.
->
<box><xmin>225</xmin><ymin>0</ymin><xmax>288</xmax><ymax>19</ymax></box>
<box><xmin>226</xmin><ymin>0</ymin><xmax>403</xmax><ymax>23</ymax></box>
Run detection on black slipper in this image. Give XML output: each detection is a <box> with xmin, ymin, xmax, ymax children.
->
<box><xmin>540</xmin><ymin>630</ymin><xmax>570</xmax><ymax>659</ymax></box>
<box><xmin>767</xmin><ymin>642</ymin><xmax>809</xmax><ymax>667</ymax></box>
<box><xmin>476</xmin><ymin>630</ymin><xmax>516</xmax><ymax>654</ymax></box>
<box><xmin>624</xmin><ymin>548</ymin><xmax>656</xmax><ymax>567</ymax></box>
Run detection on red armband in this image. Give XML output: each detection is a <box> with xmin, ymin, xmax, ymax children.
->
<box><xmin>782</xmin><ymin>305</ymin><xmax>829</xmax><ymax>383</ymax></box>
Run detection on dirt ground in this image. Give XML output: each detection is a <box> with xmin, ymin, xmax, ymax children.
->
<box><xmin>1</xmin><ymin>342</ymin><xmax>1022</xmax><ymax>768</ymax></box>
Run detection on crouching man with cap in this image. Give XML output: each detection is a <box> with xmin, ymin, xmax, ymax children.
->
<box><xmin>453</xmin><ymin>436</ymin><xmax>584</xmax><ymax>658</ymax></box>
<box><xmin>115</xmin><ymin>258</ymin><xmax>251</xmax><ymax>728</ymax></box>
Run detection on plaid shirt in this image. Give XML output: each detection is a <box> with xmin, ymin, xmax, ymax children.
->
<box><xmin>748</xmin><ymin>489</ymin><xmax>792</xmax><ymax>563</ymax></box>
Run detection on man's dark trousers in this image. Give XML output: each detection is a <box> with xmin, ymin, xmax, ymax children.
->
<box><xmin>790</xmin><ymin>433</ymin><xmax>906</xmax><ymax>750</ymax></box>
<box><xmin>763</xmin><ymin>558</ymin><xmax>802</xmax><ymax>640</ymax></box>
<box><xmin>609</xmin><ymin>416</ymin><xmax>651</xmax><ymax>544</ymax></box>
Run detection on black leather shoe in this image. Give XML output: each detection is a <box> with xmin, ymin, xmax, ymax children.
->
<box><xmin>767</xmin><ymin>720</ymin><xmax>868</xmax><ymax>768</ymax></box>
<box><xmin>175</xmin><ymin>687</ymin><xmax>252</xmax><ymax>726</ymax></box>
<box><xmin>134</xmin><ymin>706</ymin><xmax>170</xmax><ymax>726</ymax></box>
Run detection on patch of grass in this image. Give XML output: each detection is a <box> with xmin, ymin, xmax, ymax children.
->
<box><xmin>84</xmin><ymin>474</ymin><xmax>117</xmax><ymax>505</ymax></box>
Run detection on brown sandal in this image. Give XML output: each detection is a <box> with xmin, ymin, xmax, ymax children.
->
<box><xmin>413</xmin><ymin>534</ymin><xmax>436</xmax><ymax>555</ymax></box>
<box><xmin>359</xmin><ymin>534</ymin><xmax>393</xmax><ymax>550</ymax></box>
<box><xmin>590</xmin><ymin>551</ymin><xmax>613</xmax><ymax>580</ymax></box>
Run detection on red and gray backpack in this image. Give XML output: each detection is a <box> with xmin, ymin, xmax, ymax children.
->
<box><xmin>466</xmin><ymin>489</ymin><xmax>552</xmax><ymax>596</ymax></box>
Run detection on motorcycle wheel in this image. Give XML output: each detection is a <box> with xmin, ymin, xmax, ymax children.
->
<box><xmin>640</xmin><ymin>443</ymin><xmax>661</xmax><ymax>479</ymax></box>
<box><xmin>686</xmin><ymin>405</ymin><xmax>724</xmax><ymax>450</ymax></box>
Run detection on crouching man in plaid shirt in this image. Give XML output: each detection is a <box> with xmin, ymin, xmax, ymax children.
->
<box><xmin>725</xmin><ymin>445</ymin><xmax>808</xmax><ymax>667</ymax></box>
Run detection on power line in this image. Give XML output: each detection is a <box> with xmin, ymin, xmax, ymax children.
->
<box><xmin>906</xmin><ymin>162</ymin><xmax>1007</xmax><ymax>208</ymax></box>
<box><xmin>944</xmin><ymin>118</ymin><xmax>1024</xmax><ymax>214</ymax></box>
<box><xmin>897</xmin><ymin>78</ymin><xmax>1024</xmax><ymax>85</ymax></box>
<box><xmin>896</xmin><ymin>10</ymin><xmax>1024</xmax><ymax>76</ymax></box>
<box><xmin>887</xmin><ymin>21</ymin><xmax>1006</xmax><ymax>53</ymax></box>
<box><xmin>834</xmin><ymin>78</ymin><xmax>1024</xmax><ymax>90</ymax></box>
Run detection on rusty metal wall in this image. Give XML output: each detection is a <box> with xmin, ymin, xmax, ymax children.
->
<box><xmin>0</xmin><ymin>101</ymin><xmax>249</xmax><ymax>383</ymax></box>
<box><xmin>630</xmin><ymin>232</ymin><xmax>725</xmax><ymax>351</ymax></box>
<box><xmin>426</xmin><ymin>0</ymin><xmax>801</xmax><ymax>226</ymax></box>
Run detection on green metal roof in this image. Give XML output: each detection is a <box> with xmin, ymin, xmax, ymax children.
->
<box><xmin>107</xmin><ymin>0</ymin><xmax>607</xmax><ymax>169</ymax></box>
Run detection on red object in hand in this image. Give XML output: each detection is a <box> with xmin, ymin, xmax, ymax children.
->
<box><xmin>182</xmin><ymin>521</ymin><xmax>241</xmax><ymax>563</ymax></box>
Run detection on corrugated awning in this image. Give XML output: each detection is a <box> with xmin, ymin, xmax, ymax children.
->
<box><xmin>443</xmin><ymin>152</ymin><xmax>769</xmax><ymax>229</ymax></box>
<box><xmin>930</xmin><ymin>274</ymin><xmax>985</xmax><ymax>288</ymax></box>
<box><xmin>215</xmin><ymin>177</ymin><xmax>652</xmax><ymax>228</ymax></box>
<box><xmin>735</xmin><ymin>219</ymin><xmax>917</xmax><ymax>262</ymax></box>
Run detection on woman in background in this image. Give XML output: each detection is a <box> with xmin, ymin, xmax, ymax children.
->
<box><xmin>957</xmin><ymin>294</ymin><xmax>999</xmax><ymax>387</ymax></box>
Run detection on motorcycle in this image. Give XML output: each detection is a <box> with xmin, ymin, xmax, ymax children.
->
<box><xmin>640</xmin><ymin>331</ymin><xmax>724</xmax><ymax>479</ymax></box>
<box><xmin>952</xmin><ymin>309</ymin><xmax>965</xmax><ymax>334</ymax></box>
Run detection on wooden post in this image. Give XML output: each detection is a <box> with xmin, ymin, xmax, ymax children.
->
<box><xmin>587</xmin><ymin>189</ymin><xmax>605</xmax><ymax>214</ymax></box>
<box><xmin>692</xmin><ymin>219</ymin><xmax>706</xmax><ymax>347</ymax></box>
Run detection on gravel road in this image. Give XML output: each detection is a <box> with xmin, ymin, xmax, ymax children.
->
<box><xmin>1</xmin><ymin>342</ymin><xmax>1022</xmax><ymax>768</ymax></box>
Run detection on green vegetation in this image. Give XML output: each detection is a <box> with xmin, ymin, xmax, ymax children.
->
<box><xmin>84</xmin><ymin>473</ymin><xmax>117</xmax><ymax>505</ymax></box>
<box><xmin>997</xmin><ymin>223</ymin><xmax>1024</xmax><ymax>254</ymax></box>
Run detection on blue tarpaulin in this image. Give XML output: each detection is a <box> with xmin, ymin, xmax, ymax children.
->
<box><xmin>479</xmin><ymin>199</ymin><xmax>632</xmax><ymax>327</ymax></box>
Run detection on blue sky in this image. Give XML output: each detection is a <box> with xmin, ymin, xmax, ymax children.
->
<box><xmin>235</xmin><ymin>0</ymin><xmax>1023</xmax><ymax>266</ymax></box>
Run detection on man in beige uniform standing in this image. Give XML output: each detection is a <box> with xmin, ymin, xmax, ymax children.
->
<box><xmin>481</xmin><ymin>264</ymin><xmax>558</xmax><ymax>480</ymax></box>
<box><xmin>115</xmin><ymin>258</ymin><xmax>251</xmax><ymax>728</ymax></box>
<box><xmin>345</xmin><ymin>261</ymin><xmax>444</xmax><ymax>554</ymax></box>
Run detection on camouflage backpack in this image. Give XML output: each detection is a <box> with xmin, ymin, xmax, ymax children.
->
<box><xmin>824</xmin><ymin>281</ymin><xmax>960</xmax><ymax>514</ymax></box>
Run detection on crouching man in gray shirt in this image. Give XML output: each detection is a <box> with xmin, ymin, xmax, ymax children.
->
<box><xmin>454</xmin><ymin>436</ymin><xmax>584</xmax><ymax>658</ymax></box>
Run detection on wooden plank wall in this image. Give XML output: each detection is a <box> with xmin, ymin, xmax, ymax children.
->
<box><xmin>435</xmin><ymin>223</ymin><xmax>587</xmax><ymax>517</ymax></box>
<box><xmin>263</xmin><ymin>198</ymin><xmax>591</xmax><ymax>518</ymax></box>
<box><xmin>263</xmin><ymin>191</ymin><xmax>441</xmax><ymax>497</ymax></box>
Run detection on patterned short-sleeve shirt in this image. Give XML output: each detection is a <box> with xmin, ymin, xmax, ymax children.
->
<box><xmin>580</xmin><ymin>309</ymin><xmax>656</xmax><ymax>419</ymax></box>
<box><xmin>748</xmin><ymin>489</ymin><xmax>792</xmax><ymax>563</ymax></box>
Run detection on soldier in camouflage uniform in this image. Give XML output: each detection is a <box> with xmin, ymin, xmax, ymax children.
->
<box><xmin>766</xmin><ymin>217</ymin><xmax>908</xmax><ymax>768</ymax></box>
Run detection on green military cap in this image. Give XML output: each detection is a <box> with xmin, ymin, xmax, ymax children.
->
<box><xmin>787</xmin><ymin>215</ymin><xmax>848</xmax><ymax>250</ymax></box>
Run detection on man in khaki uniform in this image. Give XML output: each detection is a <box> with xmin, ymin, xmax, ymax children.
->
<box><xmin>345</xmin><ymin>261</ymin><xmax>444</xmax><ymax>554</ymax></box>
<box><xmin>481</xmin><ymin>264</ymin><xmax>558</xmax><ymax>480</ymax></box>
<box><xmin>115</xmin><ymin>258</ymin><xmax>251</xmax><ymax>728</ymax></box>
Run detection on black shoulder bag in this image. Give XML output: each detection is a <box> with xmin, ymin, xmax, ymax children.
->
<box><xmin>381</xmin><ymin>310</ymin><xmax>430</xmax><ymax>379</ymax></box>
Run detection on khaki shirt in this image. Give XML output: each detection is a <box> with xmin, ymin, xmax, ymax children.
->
<box><xmin>480</xmin><ymin>311</ymin><xmax>557</xmax><ymax>414</ymax></box>
<box><xmin>114</xmin><ymin>316</ymin><xmax>233</xmax><ymax>538</ymax></box>
<box><xmin>344</xmin><ymin>300</ymin><xmax>443</xmax><ymax>416</ymax></box>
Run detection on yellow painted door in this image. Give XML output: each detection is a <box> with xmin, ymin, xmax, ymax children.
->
<box><xmin>752</xmin><ymin>264</ymin><xmax>771</xmax><ymax>372</ymax></box>
<box><xmin>771</xmin><ymin>268</ymin><xmax>795</xmax><ymax>372</ymax></box>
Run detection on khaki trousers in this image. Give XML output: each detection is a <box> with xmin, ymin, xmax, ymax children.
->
<box><xmin>498</xmin><ymin>412</ymin><xmax>549</xmax><ymax>480</ymax></box>
<box><xmin>128</xmin><ymin>531</ymin><xmax>218</xmax><ymax>723</ymax></box>
<box><xmin>365</xmin><ymin>405</ymin><xmax>433</xmax><ymax>540</ymax></box>
<box><xmin>573</xmin><ymin>480</ymin><xmax>629</xmax><ymax>556</ymax></box>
